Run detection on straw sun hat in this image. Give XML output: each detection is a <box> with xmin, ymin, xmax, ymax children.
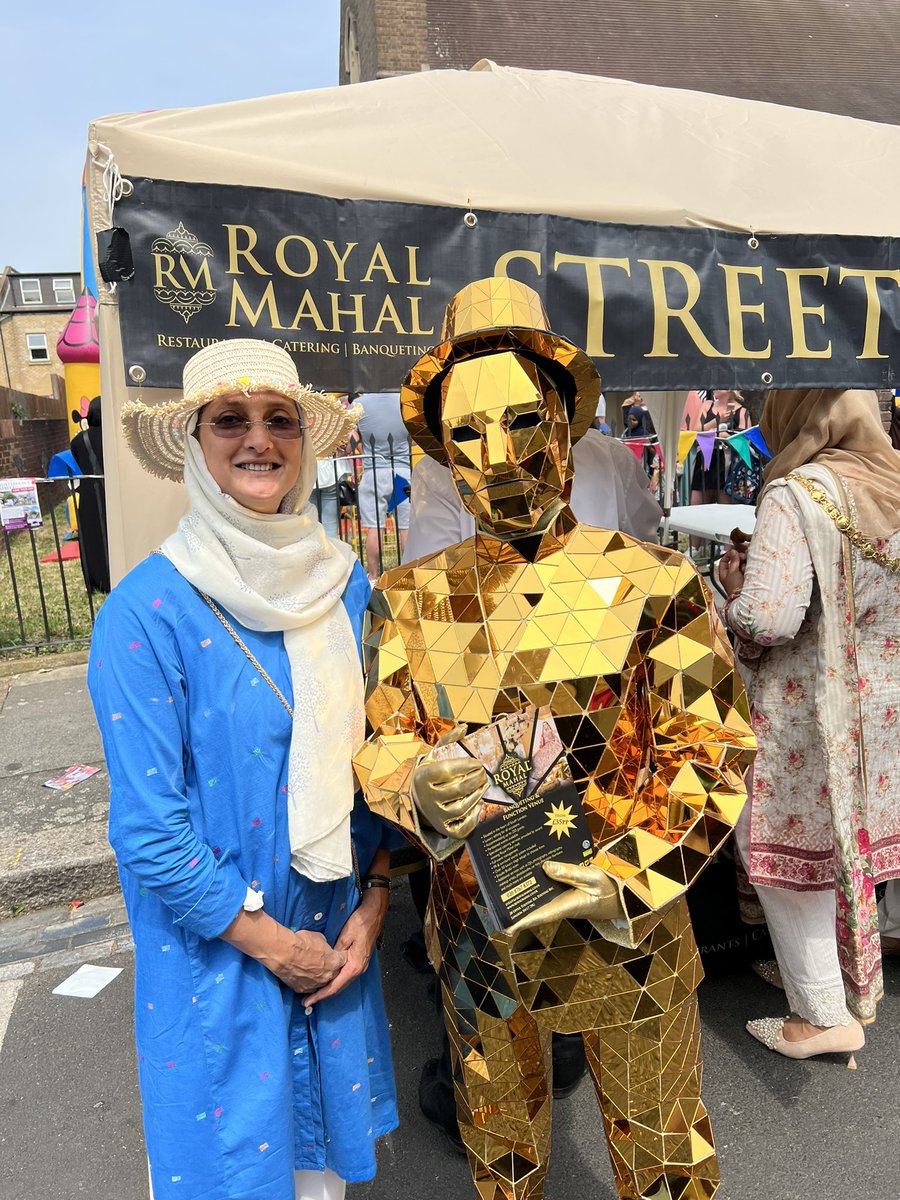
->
<box><xmin>121</xmin><ymin>338</ymin><xmax>363</xmax><ymax>481</ymax></box>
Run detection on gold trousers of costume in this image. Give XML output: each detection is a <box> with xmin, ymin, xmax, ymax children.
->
<box><xmin>433</xmin><ymin>894</ymin><xmax>719</xmax><ymax>1200</ymax></box>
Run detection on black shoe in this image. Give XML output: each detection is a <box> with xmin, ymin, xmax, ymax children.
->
<box><xmin>418</xmin><ymin>1057</ymin><xmax>467</xmax><ymax>1155</ymax></box>
<box><xmin>552</xmin><ymin>1032</ymin><xmax>586</xmax><ymax>1098</ymax></box>
<box><xmin>401</xmin><ymin>930</ymin><xmax>434</xmax><ymax>975</ymax></box>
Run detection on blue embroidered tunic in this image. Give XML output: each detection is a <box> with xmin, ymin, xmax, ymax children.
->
<box><xmin>88</xmin><ymin>554</ymin><xmax>398</xmax><ymax>1199</ymax></box>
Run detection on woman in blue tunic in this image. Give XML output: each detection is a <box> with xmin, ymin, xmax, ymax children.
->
<box><xmin>89</xmin><ymin>339</ymin><xmax>398</xmax><ymax>1200</ymax></box>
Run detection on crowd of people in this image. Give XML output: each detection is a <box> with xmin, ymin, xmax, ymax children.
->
<box><xmin>311</xmin><ymin>385</ymin><xmax>767</xmax><ymax>579</ymax></box>
<box><xmin>88</xmin><ymin>331</ymin><xmax>899</xmax><ymax>1199</ymax></box>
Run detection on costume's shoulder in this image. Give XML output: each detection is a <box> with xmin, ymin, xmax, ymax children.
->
<box><xmin>375</xmin><ymin>540</ymin><xmax>477</xmax><ymax>591</ymax></box>
<box><xmin>566</xmin><ymin>526</ymin><xmax>705</xmax><ymax>597</ymax></box>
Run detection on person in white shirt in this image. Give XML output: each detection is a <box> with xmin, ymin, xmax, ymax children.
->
<box><xmin>403</xmin><ymin>425</ymin><xmax>661</xmax><ymax>562</ymax></box>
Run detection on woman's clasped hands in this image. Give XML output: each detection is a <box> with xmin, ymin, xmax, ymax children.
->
<box><xmin>222</xmin><ymin>908</ymin><xmax>347</xmax><ymax>994</ymax></box>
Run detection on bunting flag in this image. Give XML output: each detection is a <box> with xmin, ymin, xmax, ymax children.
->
<box><xmin>386</xmin><ymin>474</ymin><xmax>410</xmax><ymax>514</ymax></box>
<box><xmin>728</xmin><ymin>431</ymin><xmax>754</xmax><ymax>468</ymax></box>
<box><xmin>743</xmin><ymin>425</ymin><xmax>771</xmax><ymax>458</ymax></box>
<box><xmin>625</xmin><ymin>437</ymin><xmax>649</xmax><ymax>461</ymax></box>
<box><xmin>678</xmin><ymin>431</ymin><xmax>698</xmax><ymax>465</ymax></box>
<box><xmin>696</xmin><ymin>431</ymin><xmax>716</xmax><ymax>469</ymax></box>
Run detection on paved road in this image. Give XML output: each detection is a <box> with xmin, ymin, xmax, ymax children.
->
<box><xmin>1</xmin><ymin>886</ymin><xmax>898</xmax><ymax>1200</ymax></box>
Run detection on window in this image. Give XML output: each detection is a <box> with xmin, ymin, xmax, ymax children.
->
<box><xmin>52</xmin><ymin>277</ymin><xmax>76</xmax><ymax>305</ymax></box>
<box><xmin>26</xmin><ymin>333</ymin><xmax>49</xmax><ymax>362</ymax></box>
<box><xmin>344</xmin><ymin>11</ymin><xmax>361</xmax><ymax>83</ymax></box>
<box><xmin>19</xmin><ymin>278</ymin><xmax>42</xmax><ymax>305</ymax></box>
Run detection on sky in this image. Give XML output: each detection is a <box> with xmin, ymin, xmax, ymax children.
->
<box><xmin>1</xmin><ymin>0</ymin><xmax>340</xmax><ymax>272</ymax></box>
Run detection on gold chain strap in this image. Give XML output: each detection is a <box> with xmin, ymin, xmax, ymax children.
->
<box><xmin>788</xmin><ymin>473</ymin><xmax>900</xmax><ymax>574</ymax></box>
<box><xmin>197</xmin><ymin>590</ymin><xmax>295</xmax><ymax>719</ymax></box>
<box><xmin>151</xmin><ymin>550</ymin><xmax>363</xmax><ymax>893</ymax></box>
<box><xmin>198</xmin><ymin>589</ymin><xmax>364</xmax><ymax>894</ymax></box>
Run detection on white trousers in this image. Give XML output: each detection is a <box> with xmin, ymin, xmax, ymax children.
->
<box><xmin>295</xmin><ymin>1168</ymin><xmax>347</xmax><ymax>1200</ymax></box>
<box><xmin>878</xmin><ymin>879</ymin><xmax>900</xmax><ymax>938</ymax></box>
<box><xmin>149</xmin><ymin>1166</ymin><xmax>345</xmax><ymax>1200</ymax></box>
<box><xmin>735</xmin><ymin>807</ymin><xmax>852</xmax><ymax>1027</ymax></box>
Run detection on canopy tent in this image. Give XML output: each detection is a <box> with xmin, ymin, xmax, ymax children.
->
<box><xmin>85</xmin><ymin>61</ymin><xmax>900</xmax><ymax>579</ymax></box>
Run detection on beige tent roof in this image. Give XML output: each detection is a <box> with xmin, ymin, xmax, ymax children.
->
<box><xmin>86</xmin><ymin>63</ymin><xmax>900</xmax><ymax>580</ymax></box>
<box><xmin>88</xmin><ymin>61</ymin><xmax>900</xmax><ymax>240</ymax></box>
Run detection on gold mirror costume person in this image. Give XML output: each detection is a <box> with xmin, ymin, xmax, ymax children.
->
<box><xmin>354</xmin><ymin>279</ymin><xmax>755</xmax><ymax>1200</ymax></box>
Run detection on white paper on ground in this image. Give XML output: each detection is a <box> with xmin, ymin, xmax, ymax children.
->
<box><xmin>52</xmin><ymin>964</ymin><xmax>123</xmax><ymax>998</ymax></box>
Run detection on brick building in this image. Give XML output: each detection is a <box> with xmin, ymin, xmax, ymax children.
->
<box><xmin>339</xmin><ymin>0</ymin><xmax>900</xmax><ymax>124</ymax></box>
<box><xmin>0</xmin><ymin>387</ymin><xmax>69</xmax><ymax>479</ymax></box>
<box><xmin>0</xmin><ymin>267</ymin><xmax>81</xmax><ymax>398</ymax></box>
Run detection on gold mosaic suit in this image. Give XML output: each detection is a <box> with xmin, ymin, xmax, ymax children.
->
<box><xmin>355</xmin><ymin>524</ymin><xmax>754</xmax><ymax>1200</ymax></box>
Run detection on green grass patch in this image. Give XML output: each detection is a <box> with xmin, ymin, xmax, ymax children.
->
<box><xmin>0</xmin><ymin>495</ymin><xmax>102</xmax><ymax>653</ymax></box>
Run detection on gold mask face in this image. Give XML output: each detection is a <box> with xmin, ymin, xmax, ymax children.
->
<box><xmin>440</xmin><ymin>350</ymin><xmax>573</xmax><ymax>536</ymax></box>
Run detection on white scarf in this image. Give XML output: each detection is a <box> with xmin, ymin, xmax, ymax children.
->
<box><xmin>161</xmin><ymin>421</ymin><xmax>364</xmax><ymax>882</ymax></box>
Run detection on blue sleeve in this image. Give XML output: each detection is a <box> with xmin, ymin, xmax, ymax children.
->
<box><xmin>88</xmin><ymin>587</ymin><xmax>248</xmax><ymax>940</ymax></box>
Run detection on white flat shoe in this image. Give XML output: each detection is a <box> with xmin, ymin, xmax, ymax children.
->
<box><xmin>746</xmin><ymin>1016</ymin><xmax>864</xmax><ymax>1068</ymax></box>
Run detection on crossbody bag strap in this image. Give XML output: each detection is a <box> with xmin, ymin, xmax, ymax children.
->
<box><xmin>197</xmin><ymin>589</ymin><xmax>295</xmax><ymax>722</ymax></box>
<box><xmin>149</xmin><ymin>548</ymin><xmax>294</xmax><ymax>719</ymax></box>
<box><xmin>829</xmin><ymin>473</ymin><xmax>869</xmax><ymax>805</ymax></box>
<box><xmin>150</xmin><ymin>550</ymin><xmax>362</xmax><ymax>892</ymax></box>
<box><xmin>787</xmin><ymin>472</ymin><xmax>900</xmax><ymax>574</ymax></box>
<box><xmin>791</xmin><ymin>473</ymin><xmax>871</xmax><ymax>801</ymax></box>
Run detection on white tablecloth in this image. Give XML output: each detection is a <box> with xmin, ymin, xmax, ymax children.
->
<box><xmin>667</xmin><ymin>503</ymin><xmax>756</xmax><ymax>543</ymax></box>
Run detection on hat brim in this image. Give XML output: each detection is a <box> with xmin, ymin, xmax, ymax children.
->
<box><xmin>401</xmin><ymin>327</ymin><xmax>601</xmax><ymax>465</ymax></box>
<box><xmin>122</xmin><ymin>384</ymin><xmax>362</xmax><ymax>482</ymax></box>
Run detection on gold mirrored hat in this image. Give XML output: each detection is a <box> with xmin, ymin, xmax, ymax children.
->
<box><xmin>401</xmin><ymin>277</ymin><xmax>602</xmax><ymax>464</ymax></box>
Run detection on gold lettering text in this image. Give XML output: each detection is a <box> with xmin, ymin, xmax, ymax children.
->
<box><xmin>494</xmin><ymin>250</ymin><xmax>542</xmax><ymax>278</ymax></box>
<box><xmin>224</xmin><ymin>225</ymin><xmax>271</xmax><ymax>276</ymax></box>
<box><xmin>275</xmin><ymin>235</ymin><xmax>318</xmax><ymax>279</ymax></box>
<box><xmin>408</xmin><ymin>296</ymin><xmax>434</xmax><ymax>336</ymax></box>
<box><xmin>329</xmin><ymin>293</ymin><xmax>367</xmax><ymax>333</ymax></box>
<box><xmin>372</xmin><ymin>295</ymin><xmax>408</xmax><ymax>335</ymax></box>
<box><xmin>838</xmin><ymin>267</ymin><xmax>900</xmax><ymax>359</ymax></box>
<box><xmin>777</xmin><ymin>268</ymin><xmax>831</xmax><ymax>358</ymax></box>
<box><xmin>153</xmin><ymin>254</ymin><xmax>178</xmax><ymax>289</ymax></box>
<box><xmin>554</xmin><ymin>253</ymin><xmax>631</xmax><ymax>358</ymax></box>
<box><xmin>226</xmin><ymin>279</ymin><xmax>283</xmax><ymax>328</ymax></box>
<box><xmin>639</xmin><ymin>260</ymin><xmax>724</xmax><ymax>358</ymax></box>
<box><xmin>289</xmin><ymin>290</ymin><xmax>328</xmax><ymax>331</ymax></box>
<box><xmin>324</xmin><ymin>240</ymin><xmax>358</xmax><ymax>283</ymax></box>
<box><xmin>406</xmin><ymin>245</ymin><xmax>431</xmax><ymax>286</ymax></box>
<box><xmin>718</xmin><ymin>264</ymin><xmax>771</xmax><ymax>358</ymax></box>
<box><xmin>361</xmin><ymin>243</ymin><xmax>399</xmax><ymax>284</ymax></box>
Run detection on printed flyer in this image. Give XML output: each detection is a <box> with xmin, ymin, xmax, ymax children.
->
<box><xmin>0</xmin><ymin>478</ymin><xmax>42</xmax><ymax>532</ymax></box>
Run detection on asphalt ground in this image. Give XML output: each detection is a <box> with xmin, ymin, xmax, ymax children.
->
<box><xmin>1</xmin><ymin>883</ymin><xmax>898</xmax><ymax>1200</ymax></box>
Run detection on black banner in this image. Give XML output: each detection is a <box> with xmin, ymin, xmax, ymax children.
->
<box><xmin>113</xmin><ymin>177</ymin><xmax>900</xmax><ymax>392</ymax></box>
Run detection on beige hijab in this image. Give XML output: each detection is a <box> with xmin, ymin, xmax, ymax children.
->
<box><xmin>760</xmin><ymin>389</ymin><xmax>900</xmax><ymax>536</ymax></box>
<box><xmin>161</xmin><ymin>417</ymin><xmax>364</xmax><ymax>883</ymax></box>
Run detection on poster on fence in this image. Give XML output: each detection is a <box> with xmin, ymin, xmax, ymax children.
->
<box><xmin>0</xmin><ymin>478</ymin><xmax>43</xmax><ymax>532</ymax></box>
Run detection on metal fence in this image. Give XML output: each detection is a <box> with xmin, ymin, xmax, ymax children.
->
<box><xmin>1</xmin><ymin>438</ymin><xmax>412</xmax><ymax>654</ymax></box>
<box><xmin>1</xmin><ymin>476</ymin><xmax>104</xmax><ymax>654</ymax></box>
<box><xmin>312</xmin><ymin>434</ymin><xmax>411</xmax><ymax>579</ymax></box>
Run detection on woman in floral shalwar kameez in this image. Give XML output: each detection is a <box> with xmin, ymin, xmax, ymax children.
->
<box><xmin>719</xmin><ymin>389</ymin><xmax>900</xmax><ymax>1061</ymax></box>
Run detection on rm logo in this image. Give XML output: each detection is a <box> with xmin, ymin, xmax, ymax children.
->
<box><xmin>151</xmin><ymin>222</ymin><xmax>216</xmax><ymax>324</ymax></box>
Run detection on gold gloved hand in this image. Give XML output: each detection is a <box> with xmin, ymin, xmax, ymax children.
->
<box><xmin>506</xmin><ymin>861</ymin><xmax>625</xmax><ymax>936</ymax></box>
<box><xmin>411</xmin><ymin>726</ymin><xmax>489</xmax><ymax>840</ymax></box>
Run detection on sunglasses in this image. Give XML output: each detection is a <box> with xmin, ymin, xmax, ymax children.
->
<box><xmin>196</xmin><ymin>414</ymin><xmax>306</xmax><ymax>440</ymax></box>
